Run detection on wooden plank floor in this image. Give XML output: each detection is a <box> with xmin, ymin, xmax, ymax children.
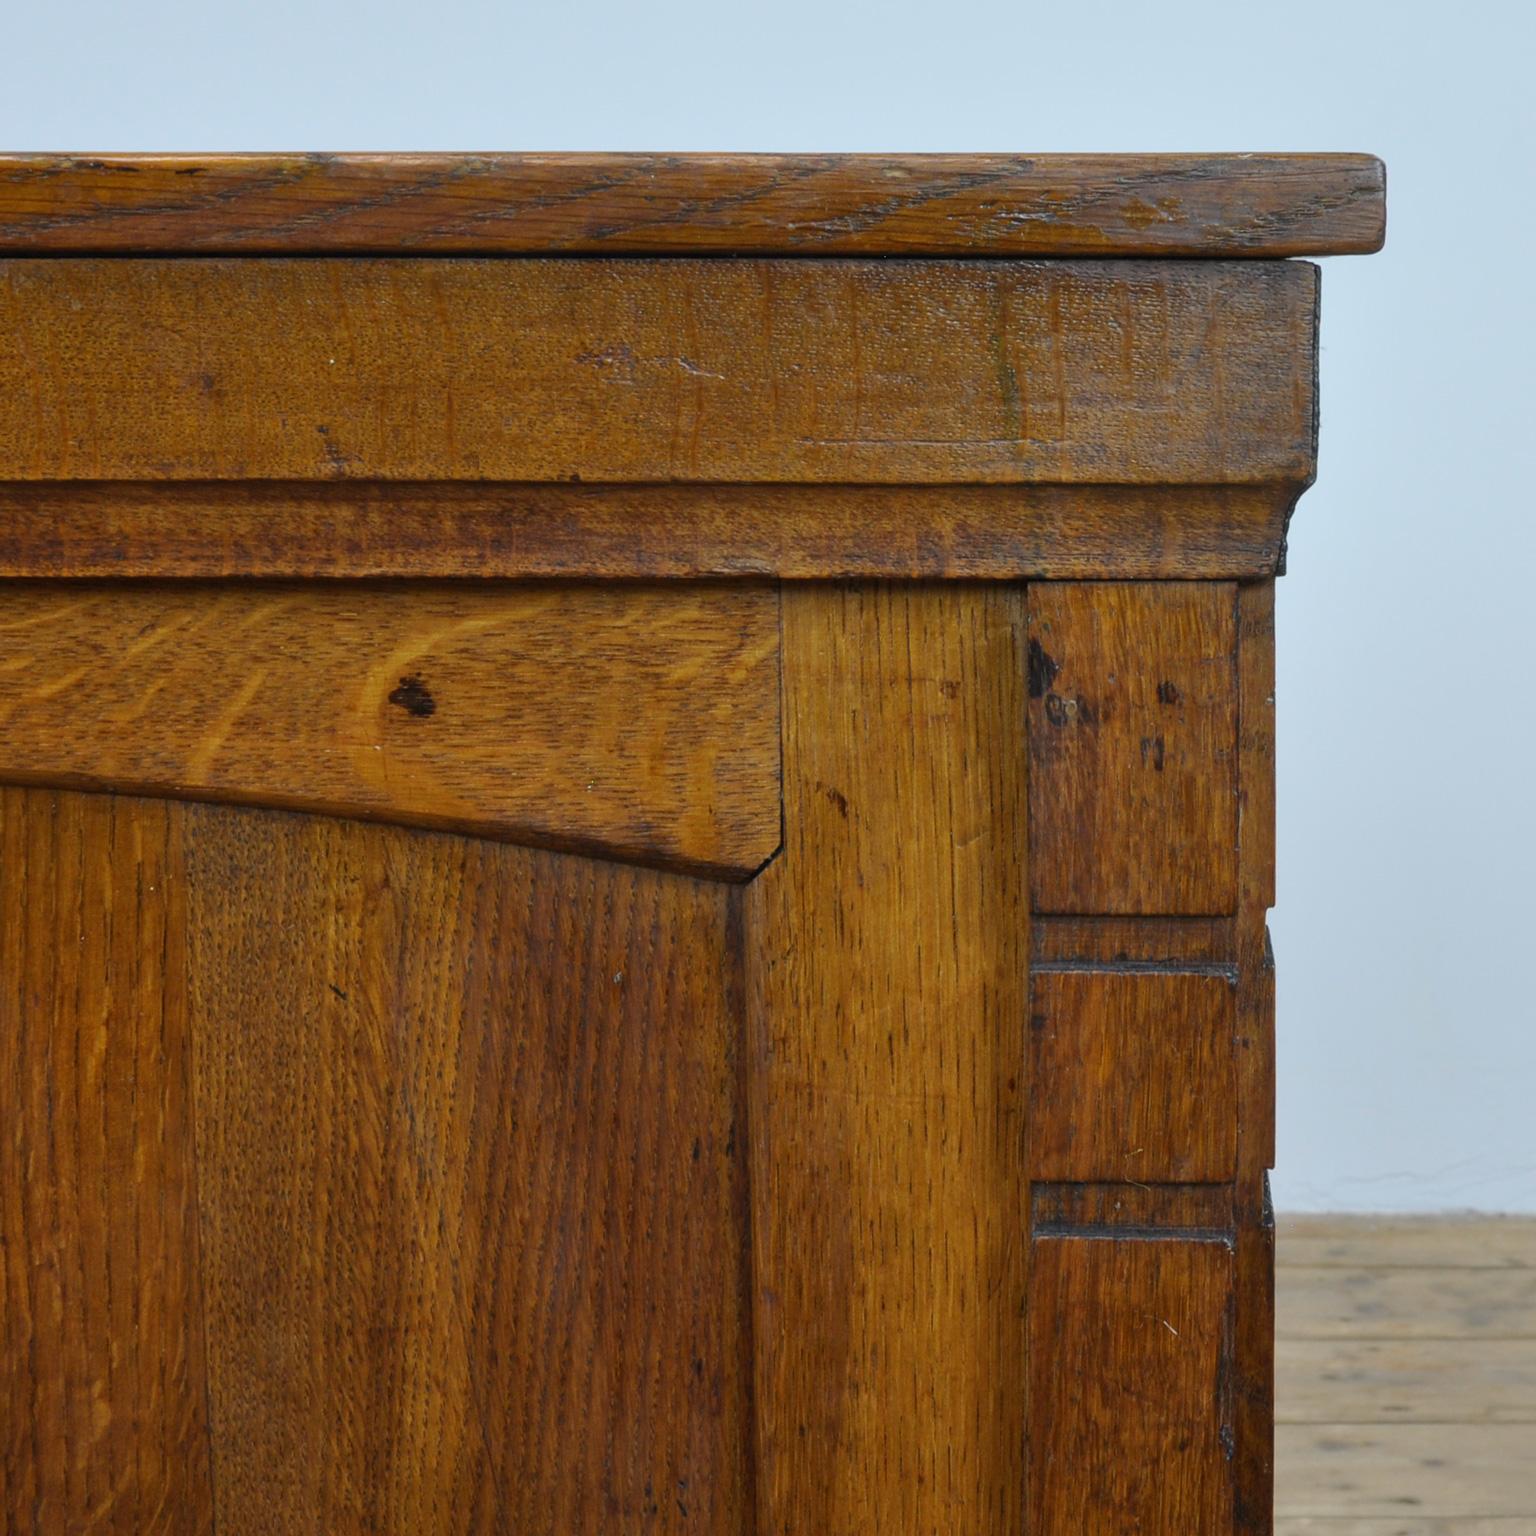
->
<box><xmin>1277</xmin><ymin>1214</ymin><xmax>1536</xmax><ymax>1533</ymax></box>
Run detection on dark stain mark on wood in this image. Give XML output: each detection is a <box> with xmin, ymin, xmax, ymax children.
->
<box><xmin>1157</xmin><ymin>680</ymin><xmax>1182</xmax><ymax>705</ymax></box>
<box><xmin>1028</xmin><ymin>637</ymin><xmax>1060</xmax><ymax>699</ymax></box>
<box><xmin>388</xmin><ymin>674</ymin><xmax>437</xmax><ymax>718</ymax></box>
<box><xmin>1141</xmin><ymin>735</ymin><xmax>1166</xmax><ymax>771</ymax></box>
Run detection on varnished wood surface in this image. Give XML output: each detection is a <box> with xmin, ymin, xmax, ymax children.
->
<box><xmin>0</xmin><ymin>258</ymin><xmax>1318</xmax><ymax>485</ymax></box>
<box><xmin>0</xmin><ymin>581</ymin><xmax>780</xmax><ymax>877</ymax></box>
<box><xmin>182</xmin><ymin>804</ymin><xmax>753</xmax><ymax>1534</ymax></box>
<box><xmin>0</xmin><ymin>152</ymin><xmax>1386</xmax><ymax>257</ymax></box>
<box><xmin>0</xmin><ymin>789</ymin><xmax>756</xmax><ymax>1534</ymax></box>
<box><xmin>0</xmin><ymin>481</ymin><xmax>1300</xmax><ymax>582</ymax></box>
<box><xmin>1276</xmin><ymin>1216</ymin><xmax>1536</xmax><ymax>1529</ymax></box>
<box><xmin>0</xmin><ymin>788</ymin><xmax>214</xmax><ymax>1534</ymax></box>
<box><xmin>1028</xmin><ymin>970</ymin><xmax>1237</xmax><ymax>1182</ymax></box>
<box><xmin>1027</xmin><ymin>1236</ymin><xmax>1235</xmax><ymax>1532</ymax></box>
<box><xmin>746</xmin><ymin>584</ymin><xmax>1029</xmax><ymax>1533</ymax></box>
<box><xmin>1028</xmin><ymin>580</ymin><xmax>1240</xmax><ymax>914</ymax></box>
<box><xmin>0</xmin><ymin>142</ymin><xmax>1365</xmax><ymax>1528</ymax></box>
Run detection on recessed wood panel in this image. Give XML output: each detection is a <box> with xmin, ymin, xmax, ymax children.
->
<box><xmin>1029</xmin><ymin>970</ymin><xmax>1238</xmax><ymax>1182</ymax></box>
<box><xmin>1027</xmin><ymin>1236</ymin><xmax>1235</xmax><ymax>1533</ymax></box>
<box><xmin>747</xmin><ymin>584</ymin><xmax>1029</xmax><ymax>1533</ymax></box>
<box><xmin>0</xmin><ymin>258</ymin><xmax>1317</xmax><ymax>484</ymax></box>
<box><xmin>0</xmin><ymin>581</ymin><xmax>779</xmax><ymax>878</ymax></box>
<box><xmin>180</xmin><ymin>802</ymin><xmax>753</xmax><ymax>1535</ymax></box>
<box><xmin>0</xmin><ymin>788</ymin><xmax>214</xmax><ymax>1535</ymax></box>
<box><xmin>1028</xmin><ymin>581</ymin><xmax>1239</xmax><ymax>914</ymax></box>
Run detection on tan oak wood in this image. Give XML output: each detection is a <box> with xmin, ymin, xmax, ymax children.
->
<box><xmin>1278</xmin><ymin>1268</ymin><xmax>1536</xmax><ymax>1340</ymax></box>
<box><xmin>1278</xmin><ymin>1338</ymin><xmax>1536</xmax><ymax>1425</ymax></box>
<box><xmin>0</xmin><ymin>581</ymin><xmax>780</xmax><ymax>878</ymax></box>
<box><xmin>1275</xmin><ymin>1522</ymin><xmax>1536</xmax><ymax>1534</ymax></box>
<box><xmin>1276</xmin><ymin>1425</ymin><xmax>1536</xmax><ymax>1520</ymax></box>
<box><xmin>745</xmin><ymin>583</ymin><xmax>1029</xmax><ymax>1533</ymax></box>
<box><xmin>1279</xmin><ymin>1217</ymin><xmax>1536</xmax><ymax>1269</ymax></box>
<box><xmin>1275</xmin><ymin>1217</ymin><xmax>1536</xmax><ymax>1527</ymax></box>
<box><xmin>0</xmin><ymin>258</ymin><xmax>1317</xmax><ymax>485</ymax></box>
<box><xmin>0</xmin><ymin>153</ymin><xmax>1386</xmax><ymax>257</ymax></box>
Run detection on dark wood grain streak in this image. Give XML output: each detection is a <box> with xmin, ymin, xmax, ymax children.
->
<box><xmin>0</xmin><ymin>259</ymin><xmax>1318</xmax><ymax>485</ymax></box>
<box><xmin>0</xmin><ymin>153</ymin><xmax>1386</xmax><ymax>257</ymax></box>
<box><xmin>0</xmin><ymin>788</ymin><xmax>215</xmax><ymax>1535</ymax></box>
<box><xmin>180</xmin><ymin>802</ymin><xmax>753</xmax><ymax>1535</ymax></box>
<box><xmin>0</xmin><ymin>481</ymin><xmax>1300</xmax><ymax>582</ymax></box>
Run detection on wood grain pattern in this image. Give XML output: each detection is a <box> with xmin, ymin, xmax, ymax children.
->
<box><xmin>1279</xmin><ymin>1268</ymin><xmax>1536</xmax><ymax>1340</ymax></box>
<box><xmin>0</xmin><ymin>787</ymin><xmax>214</xmax><ymax>1535</ymax></box>
<box><xmin>1276</xmin><ymin>1217</ymin><xmax>1536</xmax><ymax>1527</ymax></box>
<box><xmin>1027</xmin><ymin>1236</ymin><xmax>1236</xmax><ymax>1533</ymax></box>
<box><xmin>1278</xmin><ymin>1338</ymin><xmax>1536</xmax><ymax>1424</ymax></box>
<box><xmin>0</xmin><ymin>258</ymin><xmax>1318</xmax><ymax>485</ymax></box>
<box><xmin>1032</xmin><ymin>914</ymin><xmax>1236</xmax><ymax>966</ymax></box>
<box><xmin>1028</xmin><ymin>581</ymin><xmax>1239</xmax><ymax>914</ymax></box>
<box><xmin>1276</xmin><ymin>1522</ymin><xmax>1530</xmax><ymax>1534</ymax></box>
<box><xmin>746</xmin><ymin>584</ymin><xmax>1029</xmax><ymax>1534</ymax></box>
<box><xmin>1028</xmin><ymin>970</ymin><xmax>1238</xmax><ymax>1181</ymax></box>
<box><xmin>0</xmin><ymin>481</ymin><xmax>1299</xmax><ymax>582</ymax></box>
<box><xmin>0</xmin><ymin>152</ymin><xmax>1387</xmax><ymax>257</ymax></box>
<box><xmin>1276</xmin><ymin>1426</ymin><xmax>1536</xmax><ymax>1520</ymax></box>
<box><xmin>0</xmin><ymin>581</ymin><xmax>780</xmax><ymax>878</ymax></box>
<box><xmin>1279</xmin><ymin>1216</ymin><xmax>1536</xmax><ymax>1270</ymax></box>
<box><xmin>179</xmin><ymin>802</ymin><xmax>753</xmax><ymax>1535</ymax></box>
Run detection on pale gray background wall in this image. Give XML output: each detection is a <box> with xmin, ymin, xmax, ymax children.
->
<box><xmin>5</xmin><ymin>0</ymin><xmax>1532</xmax><ymax>1212</ymax></box>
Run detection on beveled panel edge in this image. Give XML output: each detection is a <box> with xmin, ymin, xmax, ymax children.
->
<box><xmin>0</xmin><ymin>579</ymin><xmax>782</xmax><ymax>882</ymax></box>
<box><xmin>0</xmin><ymin>153</ymin><xmax>1386</xmax><ymax>257</ymax></box>
<box><xmin>0</xmin><ymin>481</ymin><xmax>1302</xmax><ymax>581</ymax></box>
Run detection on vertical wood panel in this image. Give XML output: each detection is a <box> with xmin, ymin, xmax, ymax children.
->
<box><xmin>1027</xmin><ymin>1237</ymin><xmax>1235</xmax><ymax>1533</ymax></box>
<box><xmin>0</xmin><ymin>788</ymin><xmax>214</xmax><ymax>1535</ymax></box>
<box><xmin>1028</xmin><ymin>581</ymin><xmax>1238</xmax><ymax>914</ymax></box>
<box><xmin>746</xmin><ymin>583</ymin><xmax>1029</xmax><ymax>1534</ymax></box>
<box><xmin>181</xmin><ymin>804</ymin><xmax>752</xmax><ymax>1535</ymax></box>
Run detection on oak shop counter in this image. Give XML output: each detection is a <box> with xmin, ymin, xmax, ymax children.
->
<box><xmin>0</xmin><ymin>151</ymin><xmax>1385</xmax><ymax>1536</ymax></box>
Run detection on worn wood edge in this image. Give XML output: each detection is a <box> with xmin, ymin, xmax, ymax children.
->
<box><xmin>0</xmin><ymin>153</ymin><xmax>1387</xmax><ymax>257</ymax></box>
<box><xmin>0</xmin><ymin>481</ymin><xmax>1302</xmax><ymax>580</ymax></box>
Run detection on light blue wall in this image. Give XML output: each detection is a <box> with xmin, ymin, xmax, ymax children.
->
<box><xmin>6</xmin><ymin>0</ymin><xmax>1533</xmax><ymax>1212</ymax></box>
